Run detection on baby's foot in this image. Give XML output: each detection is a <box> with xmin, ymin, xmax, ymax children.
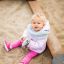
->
<box><xmin>4</xmin><ymin>40</ymin><xmax>10</xmax><ymax>51</ymax></box>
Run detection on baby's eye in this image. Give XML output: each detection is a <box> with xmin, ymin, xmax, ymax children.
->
<box><xmin>38</xmin><ymin>23</ymin><xmax>40</xmax><ymax>24</ymax></box>
<box><xmin>33</xmin><ymin>22</ymin><xmax>36</xmax><ymax>24</ymax></box>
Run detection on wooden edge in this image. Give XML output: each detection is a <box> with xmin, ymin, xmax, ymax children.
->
<box><xmin>47</xmin><ymin>29</ymin><xmax>63</xmax><ymax>56</ymax></box>
<box><xmin>27</xmin><ymin>0</ymin><xmax>63</xmax><ymax>57</ymax></box>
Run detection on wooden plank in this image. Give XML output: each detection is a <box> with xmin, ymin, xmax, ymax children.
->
<box><xmin>27</xmin><ymin>0</ymin><xmax>63</xmax><ymax>57</ymax></box>
<box><xmin>47</xmin><ymin>29</ymin><xmax>63</xmax><ymax>56</ymax></box>
<box><xmin>28</xmin><ymin>1</ymin><xmax>44</xmax><ymax>15</ymax></box>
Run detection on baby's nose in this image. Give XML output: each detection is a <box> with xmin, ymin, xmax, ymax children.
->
<box><xmin>35</xmin><ymin>23</ymin><xmax>38</xmax><ymax>25</ymax></box>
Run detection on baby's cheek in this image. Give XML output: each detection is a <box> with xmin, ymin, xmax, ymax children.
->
<box><xmin>41</xmin><ymin>24</ymin><xmax>44</xmax><ymax>27</ymax></box>
<box><xmin>32</xmin><ymin>24</ymin><xmax>35</xmax><ymax>27</ymax></box>
<box><xmin>39</xmin><ymin>24</ymin><xmax>43</xmax><ymax>28</ymax></box>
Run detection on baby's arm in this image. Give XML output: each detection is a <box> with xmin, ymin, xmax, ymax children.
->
<box><xmin>20</xmin><ymin>29</ymin><xmax>27</xmax><ymax>39</ymax></box>
<box><xmin>21</xmin><ymin>29</ymin><xmax>30</xmax><ymax>47</ymax></box>
<box><xmin>44</xmin><ymin>21</ymin><xmax>50</xmax><ymax>35</ymax></box>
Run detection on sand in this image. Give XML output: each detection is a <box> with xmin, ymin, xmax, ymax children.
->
<box><xmin>0</xmin><ymin>0</ymin><xmax>52</xmax><ymax>64</ymax></box>
<box><xmin>0</xmin><ymin>0</ymin><xmax>64</xmax><ymax>64</ymax></box>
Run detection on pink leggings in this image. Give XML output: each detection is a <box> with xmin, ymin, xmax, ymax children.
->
<box><xmin>9</xmin><ymin>40</ymin><xmax>38</xmax><ymax>64</ymax></box>
<box><xmin>20</xmin><ymin>50</ymin><xmax>38</xmax><ymax>64</ymax></box>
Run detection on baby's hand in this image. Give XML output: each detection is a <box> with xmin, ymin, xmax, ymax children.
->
<box><xmin>21</xmin><ymin>36</ymin><xmax>26</xmax><ymax>41</ymax></box>
<box><xmin>22</xmin><ymin>38</ymin><xmax>30</xmax><ymax>47</ymax></box>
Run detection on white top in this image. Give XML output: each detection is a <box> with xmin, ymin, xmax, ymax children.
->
<box><xmin>22</xmin><ymin>21</ymin><xmax>50</xmax><ymax>53</ymax></box>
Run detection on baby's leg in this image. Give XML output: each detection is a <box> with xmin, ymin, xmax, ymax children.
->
<box><xmin>19</xmin><ymin>50</ymin><xmax>38</xmax><ymax>64</ymax></box>
<box><xmin>10</xmin><ymin>39</ymin><xmax>23</xmax><ymax>49</ymax></box>
<box><xmin>4</xmin><ymin>39</ymin><xmax>23</xmax><ymax>51</ymax></box>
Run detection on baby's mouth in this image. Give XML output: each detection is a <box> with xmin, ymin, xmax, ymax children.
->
<box><xmin>35</xmin><ymin>27</ymin><xmax>38</xmax><ymax>28</ymax></box>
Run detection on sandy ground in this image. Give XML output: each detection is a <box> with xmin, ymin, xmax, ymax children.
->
<box><xmin>0</xmin><ymin>0</ymin><xmax>64</xmax><ymax>64</ymax></box>
<box><xmin>0</xmin><ymin>0</ymin><xmax>52</xmax><ymax>64</ymax></box>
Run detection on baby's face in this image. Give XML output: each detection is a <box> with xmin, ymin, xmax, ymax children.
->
<box><xmin>31</xmin><ymin>16</ymin><xmax>44</xmax><ymax>32</ymax></box>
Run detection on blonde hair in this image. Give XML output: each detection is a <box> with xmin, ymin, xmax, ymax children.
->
<box><xmin>32</xmin><ymin>13</ymin><xmax>47</xmax><ymax>24</ymax></box>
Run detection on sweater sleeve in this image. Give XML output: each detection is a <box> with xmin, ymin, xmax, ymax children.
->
<box><xmin>43</xmin><ymin>21</ymin><xmax>50</xmax><ymax>35</ymax></box>
<box><xmin>22</xmin><ymin>24</ymin><xmax>31</xmax><ymax>37</ymax></box>
<box><xmin>21</xmin><ymin>29</ymin><xmax>29</xmax><ymax>47</ymax></box>
<box><xmin>22</xmin><ymin>29</ymin><xmax>27</xmax><ymax>37</ymax></box>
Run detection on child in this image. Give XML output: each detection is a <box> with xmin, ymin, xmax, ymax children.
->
<box><xmin>4</xmin><ymin>13</ymin><xmax>50</xmax><ymax>64</ymax></box>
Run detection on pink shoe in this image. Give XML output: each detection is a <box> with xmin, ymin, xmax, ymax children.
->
<box><xmin>4</xmin><ymin>40</ymin><xmax>10</xmax><ymax>51</ymax></box>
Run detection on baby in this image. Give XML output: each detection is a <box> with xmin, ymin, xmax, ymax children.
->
<box><xmin>4</xmin><ymin>13</ymin><xmax>50</xmax><ymax>64</ymax></box>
